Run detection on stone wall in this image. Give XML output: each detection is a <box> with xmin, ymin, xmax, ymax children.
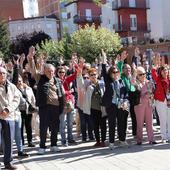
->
<box><xmin>123</xmin><ymin>42</ymin><xmax>170</xmax><ymax>63</ymax></box>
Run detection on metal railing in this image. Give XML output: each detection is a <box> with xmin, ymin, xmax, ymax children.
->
<box><xmin>113</xmin><ymin>23</ymin><xmax>151</xmax><ymax>32</ymax></box>
<box><xmin>112</xmin><ymin>0</ymin><xmax>150</xmax><ymax>10</ymax></box>
<box><xmin>73</xmin><ymin>15</ymin><xmax>101</xmax><ymax>23</ymax></box>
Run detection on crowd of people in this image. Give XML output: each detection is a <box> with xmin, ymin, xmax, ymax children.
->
<box><xmin>0</xmin><ymin>46</ymin><xmax>170</xmax><ymax>169</ymax></box>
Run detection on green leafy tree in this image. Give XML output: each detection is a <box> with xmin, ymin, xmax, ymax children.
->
<box><xmin>0</xmin><ymin>19</ymin><xmax>10</xmax><ymax>59</ymax></box>
<box><xmin>70</xmin><ymin>25</ymin><xmax>122</xmax><ymax>61</ymax></box>
<box><xmin>37</xmin><ymin>25</ymin><xmax>122</xmax><ymax>62</ymax></box>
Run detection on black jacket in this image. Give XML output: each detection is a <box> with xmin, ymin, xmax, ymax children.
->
<box><xmin>36</xmin><ymin>75</ymin><xmax>65</xmax><ymax>112</ymax></box>
<box><xmin>102</xmin><ymin>64</ymin><xmax>128</xmax><ymax>108</ymax></box>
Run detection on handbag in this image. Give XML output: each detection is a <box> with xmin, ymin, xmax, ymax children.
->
<box><xmin>129</xmin><ymin>90</ymin><xmax>141</xmax><ymax>106</ymax></box>
<box><xmin>28</xmin><ymin>103</ymin><xmax>37</xmax><ymax>112</ymax></box>
<box><xmin>19</xmin><ymin>88</ymin><xmax>37</xmax><ymax>113</ymax></box>
<box><xmin>166</xmin><ymin>93</ymin><xmax>170</xmax><ymax>108</ymax></box>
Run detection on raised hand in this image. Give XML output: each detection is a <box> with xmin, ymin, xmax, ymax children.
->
<box><xmin>79</xmin><ymin>57</ymin><xmax>85</xmax><ymax>69</ymax></box>
<box><xmin>101</xmin><ymin>49</ymin><xmax>107</xmax><ymax>64</ymax></box>
<box><xmin>76</xmin><ymin>66</ymin><xmax>82</xmax><ymax>76</ymax></box>
<box><xmin>28</xmin><ymin>46</ymin><xmax>36</xmax><ymax>60</ymax></box>
<box><xmin>120</xmin><ymin>51</ymin><xmax>128</xmax><ymax>61</ymax></box>
<box><xmin>13</xmin><ymin>55</ymin><xmax>20</xmax><ymax>65</ymax></box>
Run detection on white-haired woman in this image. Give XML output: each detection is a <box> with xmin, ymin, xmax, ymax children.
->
<box><xmin>133</xmin><ymin>66</ymin><xmax>156</xmax><ymax>145</ymax></box>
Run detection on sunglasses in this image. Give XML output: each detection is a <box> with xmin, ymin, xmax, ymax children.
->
<box><xmin>138</xmin><ymin>73</ymin><xmax>146</xmax><ymax>77</ymax></box>
<box><xmin>90</xmin><ymin>74</ymin><xmax>97</xmax><ymax>77</ymax></box>
<box><xmin>83</xmin><ymin>76</ymin><xmax>89</xmax><ymax>79</ymax></box>
<box><xmin>112</xmin><ymin>71</ymin><xmax>119</xmax><ymax>74</ymax></box>
<box><xmin>58</xmin><ymin>71</ymin><xmax>65</xmax><ymax>74</ymax></box>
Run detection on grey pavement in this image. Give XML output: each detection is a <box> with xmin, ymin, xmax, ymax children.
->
<box><xmin>1</xmin><ymin>119</ymin><xmax>170</xmax><ymax>170</ymax></box>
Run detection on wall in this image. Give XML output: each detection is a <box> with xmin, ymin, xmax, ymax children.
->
<box><xmin>8</xmin><ymin>17</ymin><xmax>58</xmax><ymax>40</ymax></box>
<box><xmin>147</xmin><ymin>0</ymin><xmax>163</xmax><ymax>40</ymax></box>
<box><xmin>0</xmin><ymin>0</ymin><xmax>24</xmax><ymax>20</ymax></box>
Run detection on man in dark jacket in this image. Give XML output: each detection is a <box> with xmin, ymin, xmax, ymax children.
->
<box><xmin>27</xmin><ymin>46</ymin><xmax>65</xmax><ymax>155</ymax></box>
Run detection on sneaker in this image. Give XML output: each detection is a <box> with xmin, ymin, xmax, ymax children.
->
<box><xmin>28</xmin><ymin>142</ymin><xmax>35</xmax><ymax>147</ymax></box>
<box><xmin>100</xmin><ymin>141</ymin><xmax>106</xmax><ymax>147</ymax></box>
<box><xmin>37</xmin><ymin>148</ymin><xmax>46</xmax><ymax>155</ymax></box>
<box><xmin>137</xmin><ymin>142</ymin><xmax>142</xmax><ymax>145</ymax></box>
<box><xmin>18</xmin><ymin>151</ymin><xmax>29</xmax><ymax>158</ymax></box>
<box><xmin>5</xmin><ymin>163</ymin><xmax>17</xmax><ymax>170</ymax></box>
<box><xmin>166</xmin><ymin>140</ymin><xmax>170</xmax><ymax>143</ymax></box>
<box><xmin>119</xmin><ymin>141</ymin><xmax>129</xmax><ymax>148</ymax></box>
<box><xmin>50</xmin><ymin>146</ymin><xmax>61</xmax><ymax>152</ymax></box>
<box><xmin>109</xmin><ymin>143</ymin><xmax>115</xmax><ymax>150</ymax></box>
<box><xmin>93</xmin><ymin>142</ymin><xmax>101</xmax><ymax>147</ymax></box>
<box><xmin>68</xmin><ymin>140</ymin><xmax>77</xmax><ymax>145</ymax></box>
<box><xmin>68</xmin><ymin>139</ymin><xmax>76</xmax><ymax>144</ymax></box>
<box><xmin>161</xmin><ymin>139</ymin><xmax>167</xmax><ymax>143</ymax></box>
<box><xmin>149</xmin><ymin>141</ymin><xmax>157</xmax><ymax>145</ymax></box>
<box><xmin>61</xmin><ymin>143</ymin><xmax>68</xmax><ymax>147</ymax></box>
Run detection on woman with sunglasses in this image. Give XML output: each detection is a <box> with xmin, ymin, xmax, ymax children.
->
<box><xmin>133</xmin><ymin>66</ymin><xmax>156</xmax><ymax>145</ymax></box>
<box><xmin>101</xmin><ymin>51</ymin><xmax>129</xmax><ymax>150</ymax></box>
<box><xmin>56</xmin><ymin>64</ymin><xmax>78</xmax><ymax>146</ymax></box>
<box><xmin>152</xmin><ymin>59</ymin><xmax>170</xmax><ymax>143</ymax></box>
<box><xmin>84</xmin><ymin>68</ymin><xmax>106</xmax><ymax>147</ymax></box>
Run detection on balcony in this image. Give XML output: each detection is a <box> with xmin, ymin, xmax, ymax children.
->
<box><xmin>113</xmin><ymin>23</ymin><xmax>151</xmax><ymax>32</ymax></box>
<box><xmin>112</xmin><ymin>0</ymin><xmax>150</xmax><ymax>10</ymax></box>
<box><xmin>73</xmin><ymin>15</ymin><xmax>101</xmax><ymax>24</ymax></box>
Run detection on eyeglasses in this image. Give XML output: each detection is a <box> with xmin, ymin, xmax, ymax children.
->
<box><xmin>90</xmin><ymin>74</ymin><xmax>97</xmax><ymax>77</ymax></box>
<box><xmin>83</xmin><ymin>76</ymin><xmax>89</xmax><ymax>79</ymax></box>
<box><xmin>58</xmin><ymin>71</ymin><xmax>65</xmax><ymax>74</ymax></box>
<box><xmin>112</xmin><ymin>71</ymin><xmax>119</xmax><ymax>74</ymax></box>
<box><xmin>0</xmin><ymin>72</ymin><xmax>6</xmax><ymax>75</ymax></box>
<box><xmin>138</xmin><ymin>73</ymin><xmax>146</xmax><ymax>77</ymax></box>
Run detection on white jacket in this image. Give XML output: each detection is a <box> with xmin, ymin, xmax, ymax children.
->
<box><xmin>0</xmin><ymin>80</ymin><xmax>20</xmax><ymax>120</ymax></box>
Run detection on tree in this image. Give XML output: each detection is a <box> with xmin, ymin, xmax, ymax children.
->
<box><xmin>37</xmin><ymin>25</ymin><xmax>122</xmax><ymax>62</ymax></box>
<box><xmin>10</xmin><ymin>31</ymin><xmax>51</xmax><ymax>56</ymax></box>
<box><xmin>70</xmin><ymin>25</ymin><xmax>122</xmax><ymax>61</ymax></box>
<box><xmin>0</xmin><ymin>19</ymin><xmax>10</xmax><ymax>58</ymax></box>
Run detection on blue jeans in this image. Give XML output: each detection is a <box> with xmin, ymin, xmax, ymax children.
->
<box><xmin>15</xmin><ymin>115</ymin><xmax>23</xmax><ymax>152</ymax></box>
<box><xmin>0</xmin><ymin>119</ymin><xmax>15</xmax><ymax>165</ymax></box>
<box><xmin>59</xmin><ymin>110</ymin><xmax>74</xmax><ymax>143</ymax></box>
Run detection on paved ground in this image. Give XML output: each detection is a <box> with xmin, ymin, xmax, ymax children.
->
<box><xmin>1</xmin><ymin>119</ymin><xmax>170</xmax><ymax>170</ymax></box>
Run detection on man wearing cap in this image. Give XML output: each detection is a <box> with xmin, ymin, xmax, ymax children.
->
<box><xmin>0</xmin><ymin>67</ymin><xmax>20</xmax><ymax>169</ymax></box>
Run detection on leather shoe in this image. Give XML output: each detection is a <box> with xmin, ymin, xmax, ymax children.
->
<box><xmin>5</xmin><ymin>163</ymin><xmax>17</xmax><ymax>170</ymax></box>
<box><xmin>28</xmin><ymin>143</ymin><xmax>35</xmax><ymax>147</ymax></box>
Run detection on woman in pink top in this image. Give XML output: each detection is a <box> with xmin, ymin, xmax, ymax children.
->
<box><xmin>133</xmin><ymin>66</ymin><xmax>156</xmax><ymax>145</ymax></box>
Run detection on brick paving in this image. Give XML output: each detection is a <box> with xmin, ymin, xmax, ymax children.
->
<box><xmin>1</xmin><ymin>119</ymin><xmax>170</xmax><ymax>170</ymax></box>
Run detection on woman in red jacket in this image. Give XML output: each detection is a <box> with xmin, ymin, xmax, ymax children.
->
<box><xmin>56</xmin><ymin>65</ymin><xmax>77</xmax><ymax>146</ymax></box>
<box><xmin>152</xmin><ymin>63</ymin><xmax>170</xmax><ymax>143</ymax></box>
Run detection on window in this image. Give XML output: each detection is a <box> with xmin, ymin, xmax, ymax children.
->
<box><xmin>130</xmin><ymin>14</ymin><xmax>137</xmax><ymax>31</ymax></box>
<box><xmin>119</xmin><ymin>15</ymin><xmax>122</xmax><ymax>31</ymax></box>
<box><xmin>129</xmin><ymin>0</ymin><xmax>136</xmax><ymax>7</ymax></box>
<box><xmin>85</xmin><ymin>9</ymin><xmax>92</xmax><ymax>21</ymax></box>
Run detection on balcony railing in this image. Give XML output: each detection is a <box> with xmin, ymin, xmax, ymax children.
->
<box><xmin>73</xmin><ymin>15</ymin><xmax>101</xmax><ymax>24</ymax></box>
<box><xmin>113</xmin><ymin>23</ymin><xmax>151</xmax><ymax>32</ymax></box>
<box><xmin>112</xmin><ymin>0</ymin><xmax>150</xmax><ymax>10</ymax></box>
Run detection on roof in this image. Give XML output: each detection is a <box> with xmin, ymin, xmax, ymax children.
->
<box><xmin>8</xmin><ymin>14</ymin><xmax>59</xmax><ymax>22</ymax></box>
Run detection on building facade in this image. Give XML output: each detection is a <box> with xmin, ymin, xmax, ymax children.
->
<box><xmin>112</xmin><ymin>0</ymin><xmax>150</xmax><ymax>43</ymax></box>
<box><xmin>0</xmin><ymin>0</ymin><xmax>24</xmax><ymax>20</ymax></box>
<box><xmin>38</xmin><ymin>0</ymin><xmax>60</xmax><ymax>17</ymax></box>
<box><xmin>8</xmin><ymin>16</ymin><xmax>59</xmax><ymax>40</ymax></box>
<box><xmin>148</xmin><ymin>0</ymin><xmax>170</xmax><ymax>41</ymax></box>
<box><xmin>23</xmin><ymin>0</ymin><xmax>39</xmax><ymax>18</ymax></box>
<box><xmin>73</xmin><ymin>0</ymin><xmax>105</xmax><ymax>28</ymax></box>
